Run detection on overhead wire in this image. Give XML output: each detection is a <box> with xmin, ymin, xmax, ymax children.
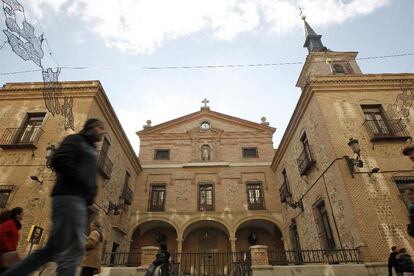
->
<box><xmin>0</xmin><ymin>51</ymin><xmax>414</xmax><ymax>76</ymax></box>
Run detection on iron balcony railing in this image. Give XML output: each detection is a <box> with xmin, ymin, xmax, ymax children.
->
<box><xmin>279</xmin><ymin>180</ymin><xmax>291</xmax><ymax>204</ymax></box>
<box><xmin>363</xmin><ymin>119</ymin><xmax>411</xmax><ymax>141</ymax></box>
<box><xmin>101</xmin><ymin>251</ymin><xmax>141</xmax><ymax>267</ymax></box>
<box><xmin>97</xmin><ymin>150</ymin><xmax>113</xmax><ymax>179</ymax></box>
<box><xmin>297</xmin><ymin>146</ymin><xmax>316</xmax><ymax>176</ymax></box>
<box><xmin>120</xmin><ymin>184</ymin><xmax>133</xmax><ymax>205</ymax></box>
<box><xmin>268</xmin><ymin>248</ymin><xmax>362</xmax><ymax>265</ymax></box>
<box><xmin>0</xmin><ymin>126</ymin><xmax>43</xmax><ymax>149</ymax></box>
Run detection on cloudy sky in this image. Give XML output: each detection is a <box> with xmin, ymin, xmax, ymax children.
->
<box><xmin>1</xmin><ymin>0</ymin><xmax>413</xmax><ymax>153</ymax></box>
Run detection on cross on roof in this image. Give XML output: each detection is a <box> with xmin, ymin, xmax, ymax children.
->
<box><xmin>202</xmin><ymin>98</ymin><xmax>209</xmax><ymax>108</ymax></box>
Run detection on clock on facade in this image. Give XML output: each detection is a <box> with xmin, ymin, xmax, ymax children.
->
<box><xmin>201</xmin><ymin>121</ymin><xmax>210</xmax><ymax>129</ymax></box>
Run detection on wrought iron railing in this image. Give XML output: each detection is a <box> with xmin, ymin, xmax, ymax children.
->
<box><xmin>101</xmin><ymin>251</ymin><xmax>141</xmax><ymax>266</ymax></box>
<box><xmin>171</xmin><ymin>252</ymin><xmax>251</xmax><ymax>276</ymax></box>
<box><xmin>268</xmin><ymin>249</ymin><xmax>362</xmax><ymax>265</ymax></box>
<box><xmin>0</xmin><ymin>126</ymin><xmax>43</xmax><ymax>149</ymax></box>
<box><xmin>97</xmin><ymin>150</ymin><xmax>113</xmax><ymax>179</ymax></box>
<box><xmin>297</xmin><ymin>146</ymin><xmax>316</xmax><ymax>175</ymax></box>
<box><xmin>363</xmin><ymin>119</ymin><xmax>411</xmax><ymax>141</ymax></box>
<box><xmin>120</xmin><ymin>184</ymin><xmax>133</xmax><ymax>205</ymax></box>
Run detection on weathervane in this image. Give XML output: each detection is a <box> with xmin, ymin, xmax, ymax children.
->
<box><xmin>2</xmin><ymin>0</ymin><xmax>75</xmax><ymax>130</ymax></box>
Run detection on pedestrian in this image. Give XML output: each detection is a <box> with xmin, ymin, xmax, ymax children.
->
<box><xmin>389</xmin><ymin>246</ymin><xmax>399</xmax><ymax>276</ymax></box>
<box><xmin>152</xmin><ymin>244</ymin><xmax>171</xmax><ymax>276</ymax></box>
<box><xmin>404</xmin><ymin>185</ymin><xmax>414</xmax><ymax>237</ymax></box>
<box><xmin>396</xmin><ymin>248</ymin><xmax>414</xmax><ymax>276</ymax></box>
<box><xmin>0</xmin><ymin>207</ymin><xmax>23</xmax><ymax>272</ymax></box>
<box><xmin>80</xmin><ymin>220</ymin><xmax>104</xmax><ymax>276</ymax></box>
<box><xmin>1</xmin><ymin>118</ymin><xmax>106</xmax><ymax>276</ymax></box>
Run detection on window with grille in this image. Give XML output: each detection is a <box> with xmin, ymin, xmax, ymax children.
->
<box><xmin>393</xmin><ymin>176</ymin><xmax>414</xmax><ymax>209</ymax></box>
<box><xmin>15</xmin><ymin>112</ymin><xmax>45</xmax><ymax>145</ymax></box>
<box><xmin>243</xmin><ymin>147</ymin><xmax>258</xmax><ymax>158</ymax></box>
<box><xmin>154</xmin><ymin>149</ymin><xmax>170</xmax><ymax>160</ymax></box>
<box><xmin>0</xmin><ymin>185</ymin><xmax>14</xmax><ymax>209</ymax></box>
<box><xmin>362</xmin><ymin>105</ymin><xmax>390</xmax><ymax>135</ymax></box>
<box><xmin>313</xmin><ymin>200</ymin><xmax>336</xmax><ymax>250</ymax></box>
<box><xmin>149</xmin><ymin>185</ymin><xmax>166</xmax><ymax>211</ymax></box>
<box><xmin>247</xmin><ymin>182</ymin><xmax>265</xmax><ymax>210</ymax></box>
<box><xmin>199</xmin><ymin>183</ymin><xmax>214</xmax><ymax>211</ymax></box>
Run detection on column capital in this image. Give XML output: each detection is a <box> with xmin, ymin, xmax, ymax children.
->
<box><xmin>229</xmin><ymin>237</ymin><xmax>237</xmax><ymax>242</ymax></box>
<box><xmin>176</xmin><ymin>238</ymin><xmax>184</xmax><ymax>242</ymax></box>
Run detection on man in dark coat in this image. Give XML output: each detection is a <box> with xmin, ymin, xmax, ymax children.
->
<box><xmin>153</xmin><ymin>244</ymin><xmax>171</xmax><ymax>276</ymax></box>
<box><xmin>388</xmin><ymin>246</ymin><xmax>399</xmax><ymax>276</ymax></box>
<box><xmin>402</xmin><ymin>145</ymin><xmax>414</xmax><ymax>237</ymax></box>
<box><xmin>2</xmin><ymin>118</ymin><xmax>106</xmax><ymax>276</ymax></box>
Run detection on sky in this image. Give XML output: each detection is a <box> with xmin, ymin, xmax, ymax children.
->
<box><xmin>1</xmin><ymin>0</ymin><xmax>414</xmax><ymax>153</ymax></box>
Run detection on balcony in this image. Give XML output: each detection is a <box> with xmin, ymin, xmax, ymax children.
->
<box><xmin>279</xmin><ymin>181</ymin><xmax>291</xmax><ymax>203</ymax></box>
<box><xmin>363</xmin><ymin>119</ymin><xmax>411</xmax><ymax>141</ymax></box>
<box><xmin>297</xmin><ymin>146</ymin><xmax>316</xmax><ymax>175</ymax></box>
<box><xmin>120</xmin><ymin>184</ymin><xmax>133</xmax><ymax>205</ymax></box>
<box><xmin>0</xmin><ymin>127</ymin><xmax>43</xmax><ymax>149</ymax></box>
<box><xmin>97</xmin><ymin>150</ymin><xmax>113</xmax><ymax>179</ymax></box>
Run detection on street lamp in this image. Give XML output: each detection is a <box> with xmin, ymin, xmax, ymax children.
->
<box><xmin>45</xmin><ymin>144</ymin><xmax>56</xmax><ymax>169</ymax></box>
<box><xmin>286</xmin><ymin>193</ymin><xmax>304</xmax><ymax>211</ymax></box>
<box><xmin>345</xmin><ymin>138</ymin><xmax>364</xmax><ymax>177</ymax></box>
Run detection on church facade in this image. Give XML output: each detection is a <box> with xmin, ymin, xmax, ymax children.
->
<box><xmin>130</xmin><ymin>106</ymin><xmax>284</xmax><ymax>256</ymax></box>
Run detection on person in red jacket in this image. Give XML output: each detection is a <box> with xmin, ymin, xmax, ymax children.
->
<box><xmin>0</xmin><ymin>207</ymin><xmax>23</xmax><ymax>272</ymax></box>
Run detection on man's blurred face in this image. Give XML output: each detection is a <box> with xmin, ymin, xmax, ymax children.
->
<box><xmin>408</xmin><ymin>150</ymin><xmax>414</xmax><ymax>163</ymax></box>
<box><xmin>90</xmin><ymin>125</ymin><xmax>106</xmax><ymax>142</ymax></box>
<box><xmin>405</xmin><ymin>189</ymin><xmax>414</xmax><ymax>203</ymax></box>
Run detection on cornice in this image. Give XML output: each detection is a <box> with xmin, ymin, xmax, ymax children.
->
<box><xmin>142</xmin><ymin>162</ymin><xmax>272</xmax><ymax>169</ymax></box>
<box><xmin>94</xmin><ymin>85</ymin><xmax>142</xmax><ymax>173</ymax></box>
<box><xmin>137</xmin><ymin>109</ymin><xmax>275</xmax><ymax>136</ymax></box>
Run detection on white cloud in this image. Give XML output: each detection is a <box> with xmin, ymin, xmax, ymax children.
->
<box><xmin>25</xmin><ymin>0</ymin><xmax>391</xmax><ymax>54</ymax></box>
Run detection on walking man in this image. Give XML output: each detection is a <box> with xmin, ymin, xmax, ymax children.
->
<box><xmin>2</xmin><ymin>118</ymin><xmax>106</xmax><ymax>276</ymax></box>
<box><xmin>389</xmin><ymin>246</ymin><xmax>399</xmax><ymax>276</ymax></box>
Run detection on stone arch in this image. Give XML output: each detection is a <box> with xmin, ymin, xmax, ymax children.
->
<box><xmin>129</xmin><ymin>219</ymin><xmax>179</xmax><ymax>253</ymax></box>
<box><xmin>129</xmin><ymin>217</ymin><xmax>180</xmax><ymax>240</ymax></box>
<box><xmin>233</xmin><ymin>217</ymin><xmax>284</xmax><ymax>252</ymax></box>
<box><xmin>182</xmin><ymin>218</ymin><xmax>232</xmax><ymax>252</ymax></box>
<box><xmin>181</xmin><ymin>217</ymin><xmax>232</xmax><ymax>239</ymax></box>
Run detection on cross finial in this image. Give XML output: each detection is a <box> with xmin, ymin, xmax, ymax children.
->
<box><xmin>202</xmin><ymin>98</ymin><xmax>209</xmax><ymax>108</ymax></box>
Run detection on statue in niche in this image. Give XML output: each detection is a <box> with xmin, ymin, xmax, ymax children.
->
<box><xmin>201</xmin><ymin>145</ymin><xmax>211</xmax><ymax>161</ymax></box>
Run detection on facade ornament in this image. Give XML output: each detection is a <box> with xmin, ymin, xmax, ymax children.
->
<box><xmin>201</xmin><ymin>98</ymin><xmax>210</xmax><ymax>110</ymax></box>
<box><xmin>143</xmin><ymin>119</ymin><xmax>152</xmax><ymax>129</ymax></box>
<box><xmin>261</xmin><ymin>116</ymin><xmax>269</xmax><ymax>126</ymax></box>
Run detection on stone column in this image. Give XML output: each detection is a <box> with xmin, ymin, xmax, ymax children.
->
<box><xmin>250</xmin><ymin>245</ymin><xmax>269</xmax><ymax>266</ymax></box>
<box><xmin>140</xmin><ymin>246</ymin><xmax>159</xmax><ymax>267</ymax></box>
<box><xmin>356</xmin><ymin>243</ymin><xmax>372</xmax><ymax>262</ymax></box>
<box><xmin>229</xmin><ymin>237</ymin><xmax>237</xmax><ymax>261</ymax></box>
<box><xmin>176</xmin><ymin>238</ymin><xmax>184</xmax><ymax>263</ymax></box>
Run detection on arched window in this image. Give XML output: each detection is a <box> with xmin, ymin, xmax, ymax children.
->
<box><xmin>333</xmin><ymin>64</ymin><xmax>345</xmax><ymax>74</ymax></box>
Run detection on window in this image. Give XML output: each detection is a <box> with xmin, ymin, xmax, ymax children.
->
<box><xmin>362</xmin><ymin>105</ymin><xmax>410</xmax><ymax>141</ymax></box>
<box><xmin>97</xmin><ymin>137</ymin><xmax>113</xmax><ymax>179</ymax></box>
<box><xmin>243</xmin><ymin>147</ymin><xmax>258</xmax><ymax>158</ymax></box>
<box><xmin>332</xmin><ymin>61</ymin><xmax>354</xmax><ymax>74</ymax></box>
<box><xmin>313</xmin><ymin>200</ymin><xmax>336</xmax><ymax>250</ymax></box>
<box><xmin>17</xmin><ymin>113</ymin><xmax>45</xmax><ymax>144</ymax></box>
<box><xmin>199</xmin><ymin>183</ymin><xmax>214</xmax><ymax>211</ymax></box>
<box><xmin>0</xmin><ymin>113</ymin><xmax>45</xmax><ymax>149</ymax></box>
<box><xmin>120</xmin><ymin>171</ymin><xmax>133</xmax><ymax>205</ymax></box>
<box><xmin>289</xmin><ymin>222</ymin><xmax>303</xmax><ymax>264</ymax></box>
<box><xmin>393</xmin><ymin>176</ymin><xmax>414</xmax><ymax>209</ymax></box>
<box><xmin>279</xmin><ymin>169</ymin><xmax>291</xmax><ymax>203</ymax></box>
<box><xmin>297</xmin><ymin>132</ymin><xmax>315</xmax><ymax>175</ymax></box>
<box><xmin>247</xmin><ymin>182</ymin><xmax>264</xmax><ymax>210</ymax></box>
<box><xmin>0</xmin><ymin>185</ymin><xmax>13</xmax><ymax>209</ymax></box>
<box><xmin>154</xmin><ymin>149</ymin><xmax>170</xmax><ymax>160</ymax></box>
<box><xmin>149</xmin><ymin>185</ymin><xmax>166</xmax><ymax>211</ymax></box>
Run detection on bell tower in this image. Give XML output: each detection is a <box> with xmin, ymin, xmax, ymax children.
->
<box><xmin>296</xmin><ymin>15</ymin><xmax>362</xmax><ymax>90</ymax></box>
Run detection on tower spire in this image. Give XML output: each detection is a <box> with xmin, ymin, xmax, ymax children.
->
<box><xmin>302</xmin><ymin>15</ymin><xmax>327</xmax><ymax>53</ymax></box>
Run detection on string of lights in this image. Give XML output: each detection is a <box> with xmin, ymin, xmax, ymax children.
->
<box><xmin>1</xmin><ymin>52</ymin><xmax>414</xmax><ymax>76</ymax></box>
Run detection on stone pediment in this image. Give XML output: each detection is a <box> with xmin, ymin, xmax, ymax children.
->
<box><xmin>137</xmin><ymin>109</ymin><xmax>275</xmax><ymax>137</ymax></box>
